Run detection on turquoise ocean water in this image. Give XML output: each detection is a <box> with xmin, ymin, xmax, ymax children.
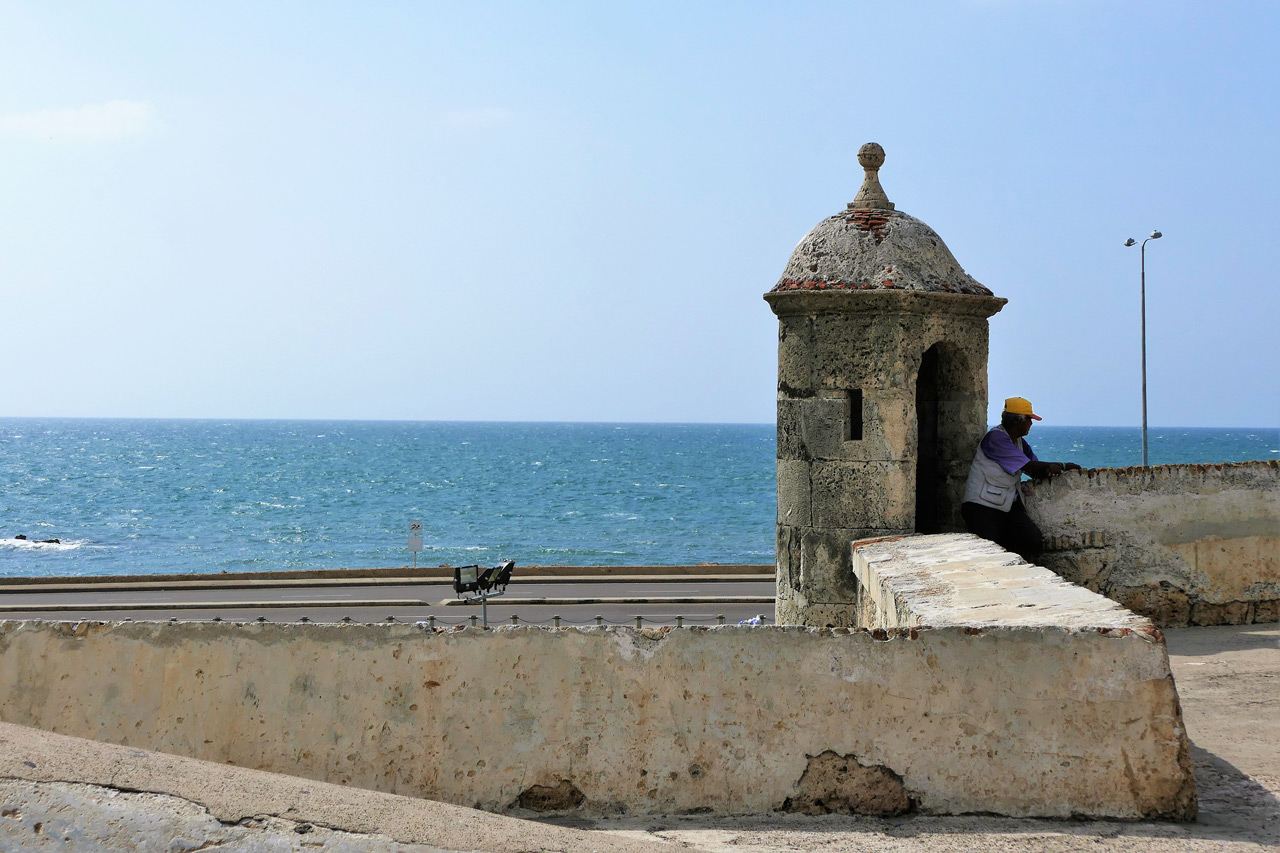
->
<box><xmin>0</xmin><ymin>419</ymin><xmax>1275</xmax><ymax>578</ymax></box>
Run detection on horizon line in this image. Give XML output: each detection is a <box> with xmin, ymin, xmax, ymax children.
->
<box><xmin>0</xmin><ymin>415</ymin><xmax>1275</xmax><ymax>431</ymax></box>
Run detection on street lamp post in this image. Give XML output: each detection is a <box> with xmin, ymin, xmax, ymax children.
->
<box><xmin>1124</xmin><ymin>230</ymin><xmax>1163</xmax><ymax>467</ymax></box>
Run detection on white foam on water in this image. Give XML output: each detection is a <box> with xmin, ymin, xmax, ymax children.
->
<box><xmin>0</xmin><ymin>537</ymin><xmax>87</xmax><ymax>552</ymax></box>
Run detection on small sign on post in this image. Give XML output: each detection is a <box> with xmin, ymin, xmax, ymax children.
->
<box><xmin>407</xmin><ymin>519</ymin><xmax>423</xmax><ymax>568</ymax></box>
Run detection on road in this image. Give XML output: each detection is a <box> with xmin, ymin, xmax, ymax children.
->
<box><xmin>0</xmin><ymin>569</ymin><xmax>777</xmax><ymax>627</ymax></box>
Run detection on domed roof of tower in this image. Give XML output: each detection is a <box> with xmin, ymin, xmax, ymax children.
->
<box><xmin>771</xmin><ymin>143</ymin><xmax>994</xmax><ymax>296</ymax></box>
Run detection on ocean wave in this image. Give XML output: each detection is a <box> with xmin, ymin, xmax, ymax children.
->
<box><xmin>8</xmin><ymin>420</ymin><xmax>1264</xmax><ymax>578</ymax></box>
<box><xmin>0</xmin><ymin>537</ymin><xmax>89</xmax><ymax>552</ymax></box>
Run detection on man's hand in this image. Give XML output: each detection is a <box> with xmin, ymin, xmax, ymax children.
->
<box><xmin>1023</xmin><ymin>460</ymin><xmax>1081</xmax><ymax>479</ymax></box>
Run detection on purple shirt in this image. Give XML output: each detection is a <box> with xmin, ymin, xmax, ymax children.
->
<box><xmin>979</xmin><ymin>427</ymin><xmax>1039</xmax><ymax>476</ymax></box>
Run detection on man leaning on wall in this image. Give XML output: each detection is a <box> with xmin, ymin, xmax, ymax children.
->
<box><xmin>961</xmin><ymin>396</ymin><xmax>1080</xmax><ymax>563</ymax></box>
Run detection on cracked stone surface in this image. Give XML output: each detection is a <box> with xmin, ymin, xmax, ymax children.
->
<box><xmin>0</xmin><ymin>722</ymin><xmax>667</xmax><ymax>853</ymax></box>
<box><xmin>0</xmin><ymin>779</ymin><xmax>449</xmax><ymax>852</ymax></box>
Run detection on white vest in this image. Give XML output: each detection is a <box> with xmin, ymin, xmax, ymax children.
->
<box><xmin>963</xmin><ymin>428</ymin><xmax>1025</xmax><ymax>512</ymax></box>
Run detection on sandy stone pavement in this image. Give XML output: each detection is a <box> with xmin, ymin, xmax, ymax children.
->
<box><xmin>0</xmin><ymin>624</ymin><xmax>1275</xmax><ymax>852</ymax></box>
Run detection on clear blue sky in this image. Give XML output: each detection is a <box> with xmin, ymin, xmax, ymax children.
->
<box><xmin>1</xmin><ymin>1</ymin><xmax>1276</xmax><ymax>427</ymax></box>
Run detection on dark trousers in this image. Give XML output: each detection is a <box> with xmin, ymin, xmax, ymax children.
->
<box><xmin>961</xmin><ymin>499</ymin><xmax>1043</xmax><ymax>564</ymax></box>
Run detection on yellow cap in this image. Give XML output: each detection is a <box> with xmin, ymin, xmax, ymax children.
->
<box><xmin>1004</xmin><ymin>397</ymin><xmax>1042</xmax><ymax>421</ymax></box>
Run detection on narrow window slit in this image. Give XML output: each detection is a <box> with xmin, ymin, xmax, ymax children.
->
<box><xmin>846</xmin><ymin>389</ymin><xmax>863</xmax><ymax>441</ymax></box>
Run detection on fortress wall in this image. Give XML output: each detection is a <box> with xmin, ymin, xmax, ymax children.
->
<box><xmin>1021</xmin><ymin>460</ymin><xmax>1279</xmax><ymax>626</ymax></box>
<box><xmin>0</xmin><ymin>617</ymin><xmax>1194</xmax><ymax>820</ymax></box>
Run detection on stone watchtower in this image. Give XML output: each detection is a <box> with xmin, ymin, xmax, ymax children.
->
<box><xmin>765</xmin><ymin>143</ymin><xmax>1007</xmax><ymax>627</ymax></box>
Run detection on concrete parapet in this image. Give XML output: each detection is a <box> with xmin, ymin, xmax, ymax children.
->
<box><xmin>1022</xmin><ymin>460</ymin><xmax>1279</xmax><ymax>626</ymax></box>
<box><xmin>846</xmin><ymin>533</ymin><xmax>1194</xmax><ymax>819</ymax></box>
<box><xmin>0</xmin><ymin>617</ymin><xmax>1195</xmax><ymax>820</ymax></box>
<box><xmin>852</xmin><ymin>533</ymin><xmax>1150</xmax><ymax>630</ymax></box>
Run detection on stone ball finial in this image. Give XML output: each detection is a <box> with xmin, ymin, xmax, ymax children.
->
<box><xmin>857</xmin><ymin>142</ymin><xmax>886</xmax><ymax>170</ymax></box>
<box><xmin>850</xmin><ymin>142</ymin><xmax>894</xmax><ymax>211</ymax></box>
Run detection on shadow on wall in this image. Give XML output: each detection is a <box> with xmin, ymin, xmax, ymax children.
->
<box><xmin>560</xmin><ymin>744</ymin><xmax>1275</xmax><ymax>847</ymax></box>
<box><xmin>1022</xmin><ymin>460</ymin><xmax>1280</xmax><ymax>627</ymax></box>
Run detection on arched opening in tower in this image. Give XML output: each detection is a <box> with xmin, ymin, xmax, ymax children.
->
<box><xmin>914</xmin><ymin>339</ymin><xmax>975</xmax><ymax>534</ymax></box>
<box><xmin>915</xmin><ymin>344</ymin><xmax>942</xmax><ymax>534</ymax></box>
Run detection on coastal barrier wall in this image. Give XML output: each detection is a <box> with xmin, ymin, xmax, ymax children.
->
<box><xmin>0</xmin><ymin>613</ymin><xmax>1194</xmax><ymax>819</ymax></box>
<box><xmin>1021</xmin><ymin>460</ymin><xmax>1279</xmax><ymax>626</ymax></box>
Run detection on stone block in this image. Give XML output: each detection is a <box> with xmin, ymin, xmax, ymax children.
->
<box><xmin>773</xmin><ymin>593</ymin><xmax>805</xmax><ymax>626</ymax></box>
<box><xmin>800</xmin><ymin>528</ymin><xmax>859</xmax><ymax>603</ymax></box>
<box><xmin>776</xmin><ymin>315</ymin><xmax>814</xmax><ymax>397</ymax></box>
<box><xmin>780</xmin><ymin>602</ymin><xmax>860</xmax><ymax>628</ymax></box>
<box><xmin>1190</xmin><ymin>600</ymin><xmax>1254</xmax><ymax>626</ymax></box>
<box><xmin>1112</xmin><ymin>584</ymin><xmax>1192</xmax><ymax>628</ymax></box>
<box><xmin>799</xmin><ymin>394</ymin><xmax>854</xmax><ymax>461</ymax></box>
<box><xmin>776</xmin><ymin>524</ymin><xmax>801</xmax><ymax>596</ymax></box>
<box><xmin>857</xmin><ymin>389</ymin><xmax>913</xmax><ymax>462</ymax></box>
<box><xmin>1254</xmin><ymin>599</ymin><xmax>1280</xmax><ymax>622</ymax></box>
<box><xmin>811</xmin><ymin>461</ymin><xmax>913</xmax><ymax>530</ymax></box>
<box><xmin>807</xmin><ymin>313</ymin><xmax>886</xmax><ymax>391</ymax></box>
<box><xmin>1039</xmin><ymin>548</ymin><xmax>1117</xmax><ymax>591</ymax></box>
<box><xmin>776</xmin><ymin>399</ymin><xmax>807</xmax><ymax>461</ymax></box>
<box><xmin>777</xmin><ymin>460</ymin><xmax>811</xmax><ymax>527</ymax></box>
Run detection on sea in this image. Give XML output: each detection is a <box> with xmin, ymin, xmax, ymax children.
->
<box><xmin>0</xmin><ymin>419</ymin><xmax>1275</xmax><ymax>579</ymax></box>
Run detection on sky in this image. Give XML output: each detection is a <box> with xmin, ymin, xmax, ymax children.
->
<box><xmin>0</xmin><ymin>1</ymin><xmax>1276</xmax><ymax>428</ymax></box>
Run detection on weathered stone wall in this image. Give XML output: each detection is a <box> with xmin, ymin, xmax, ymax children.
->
<box><xmin>0</xmin><ymin>617</ymin><xmax>1194</xmax><ymax>819</ymax></box>
<box><xmin>1022</xmin><ymin>461</ymin><xmax>1279</xmax><ymax>626</ymax></box>
<box><xmin>766</xmin><ymin>290</ymin><xmax>1003</xmax><ymax>627</ymax></box>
